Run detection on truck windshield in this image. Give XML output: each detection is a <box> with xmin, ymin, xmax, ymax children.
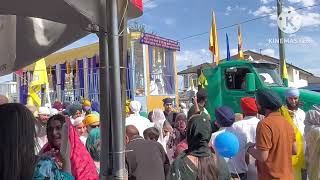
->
<box><xmin>253</xmin><ymin>63</ymin><xmax>284</xmax><ymax>86</ymax></box>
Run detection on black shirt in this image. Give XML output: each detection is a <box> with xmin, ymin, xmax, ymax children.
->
<box><xmin>163</xmin><ymin>111</ymin><xmax>177</xmax><ymax>127</ymax></box>
<box><xmin>125</xmin><ymin>136</ymin><xmax>170</xmax><ymax>180</ymax></box>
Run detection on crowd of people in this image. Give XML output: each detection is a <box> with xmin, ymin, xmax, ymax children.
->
<box><xmin>0</xmin><ymin>86</ymin><xmax>319</xmax><ymax>180</ymax></box>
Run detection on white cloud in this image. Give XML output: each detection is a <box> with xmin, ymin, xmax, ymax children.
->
<box><xmin>225</xmin><ymin>6</ymin><xmax>232</xmax><ymax>16</ymax></box>
<box><xmin>239</xmin><ymin>7</ymin><xmax>247</xmax><ymax>11</ymax></box>
<box><xmin>225</xmin><ymin>5</ymin><xmax>247</xmax><ymax>16</ymax></box>
<box><xmin>164</xmin><ymin>18</ymin><xmax>175</xmax><ymax>26</ymax></box>
<box><xmin>144</xmin><ymin>1</ymin><xmax>158</xmax><ymax>9</ymax></box>
<box><xmin>288</xmin><ymin>0</ymin><xmax>315</xmax><ymax>6</ymax></box>
<box><xmin>300</xmin><ymin>12</ymin><xmax>320</xmax><ymax>27</ymax></box>
<box><xmin>251</xmin><ymin>5</ymin><xmax>320</xmax><ymax>28</ymax></box>
<box><xmin>261</xmin><ymin>48</ymin><xmax>276</xmax><ymax>57</ymax></box>
<box><xmin>230</xmin><ymin>48</ymin><xmax>238</xmax><ymax>56</ymax></box>
<box><xmin>176</xmin><ymin>49</ymin><xmax>212</xmax><ymax>70</ymax></box>
<box><xmin>261</xmin><ymin>0</ymin><xmax>273</xmax><ymax>4</ymax></box>
<box><xmin>252</xmin><ymin>6</ymin><xmax>274</xmax><ymax>16</ymax></box>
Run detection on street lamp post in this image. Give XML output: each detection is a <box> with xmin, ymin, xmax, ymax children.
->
<box><xmin>277</xmin><ymin>0</ymin><xmax>286</xmax><ymax>77</ymax></box>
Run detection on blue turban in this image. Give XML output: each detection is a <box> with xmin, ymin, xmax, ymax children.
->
<box><xmin>91</xmin><ymin>101</ymin><xmax>100</xmax><ymax>113</ymax></box>
<box><xmin>285</xmin><ymin>88</ymin><xmax>300</xmax><ymax>98</ymax></box>
<box><xmin>215</xmin><ymin>106</ymin><xmax>235</xmax><ymax>127</ymax></box>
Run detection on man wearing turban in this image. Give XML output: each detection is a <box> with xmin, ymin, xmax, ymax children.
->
<box><xmin>125</xmin><ymin>100</ymin><xmax>153</xmax><ymax>136</ymax></box>
<box><xmin>246</xmin><ymin>89</ymin><xmax>297</xmax><ymax>180</ymax></box>
<box><xmin>285</xmin><ymin>88</ymin><xmax>307</xmax><ymax>180</ymax></box>
<box><xmin>285</xmin><ymin>88</ymin><xmax>306</xmax><ymax>139</ymax></box>
<box><xmin>209</xmin><ymin>106</ymin><xmax>235</xmax><ymax>152</ymax></box>
<box><xmin>223</xmin><ymin>97</ymin><xmax>260</xmax><ymax>180</ymax></box>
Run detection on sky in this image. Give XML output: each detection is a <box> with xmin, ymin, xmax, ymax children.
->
<box><xmin>61</xmin><ymin>0</ymin><xmax>320</xmax><ymax>73</ymax></box>
<box><xmin>3</xmin><ymin>0</ymin><xmax>319</xmax><ymax>84</ymax></box>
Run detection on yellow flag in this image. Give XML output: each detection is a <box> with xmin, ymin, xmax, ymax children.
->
<box><xmin>282</xmin><ymin>60</ymin><xmax>289</xmax><ymax>86</ymax></box>
<box><xmin>190</xmin><ymin>79</ymin><xmax>194</xmax><ymax>89</ymax></box>
<box><xmin>27</xmin><ymin>58</ymin><xmax>49</xmax><ymax>107</ymax></box>
<box><xmin>198</xmin><ymin>71</ymin><xmax>208</xmax><ymax>88</ymax></box>
<box><xmin>209</xmin><ymin>11</ymin><xmax>220</xmax><ymax>64</ymax></box>
<box><xmin>237</xmin><ymin>25</ymin><xmax>244</xmax><ymax>59</ymax></box>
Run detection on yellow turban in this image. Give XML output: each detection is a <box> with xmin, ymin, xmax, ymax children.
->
<box><xmin>83</xmin><ymin>99</ymin><xmax>91</xmax><ymax>107</ymax></box>
<box><xmin>83</xmin><ymin>114</ymin><xmax>99</xmax><ymax>126</ymax></box>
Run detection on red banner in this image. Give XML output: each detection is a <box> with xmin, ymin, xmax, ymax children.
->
<box><xmin>132</xmin><ymin>0</ymin><xmax>143</xmax><ymax>11</ymax></box>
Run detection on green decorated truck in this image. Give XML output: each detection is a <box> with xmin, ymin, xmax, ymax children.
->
<box><xmin>203</xmin><ymin>60</ymin><xmax>320</xmax><ymax>120</ymax></box>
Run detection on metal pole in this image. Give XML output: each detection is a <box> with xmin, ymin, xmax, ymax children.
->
<box><xmin>83</xmin><ymin>58</ymin><xmax>89</xmax><ymax>99</ymax></box>
<box><xmin>56</xmin><ymin>64</ymin><xmax>62</xmax><ymax>102</ymax></box>
<box><xmin>120</xmin><ymin>10</ymin><xmax>128</xmax><ymax>127</ymax></box>
<box><xmin>99</xmin><ymin>28</ymin><xmax>112</xmax><ymax>180</ymax></box>
<box><xmin>106</xmin><ymin>0</ymin><xmax>126</xmax><ymax>178</ymax></box>
<box><xmin>277</xmin><ymin>0</ymin><xmax>286</xmax><ymax>77</ymax></box>
<box><xmin>99</xmin><ymin>0</ymin><xmax>112</xmax><ymax>179</ymax></box>
<box><xmin>41</xmin><ymin>84</ymin><xmax>45</xmax><ymax>106</ymax></box>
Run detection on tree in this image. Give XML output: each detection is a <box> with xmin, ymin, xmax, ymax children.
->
<box><xmin>128</xmin><ymin>21</ymin><xmax>156</xmax><ymax>35</ymax></box>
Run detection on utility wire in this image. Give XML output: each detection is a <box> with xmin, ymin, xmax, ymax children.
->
<box><xmin>178</xmin><ymin>3</ymin><xmax>320</xmax><ymax>41</ymax></box>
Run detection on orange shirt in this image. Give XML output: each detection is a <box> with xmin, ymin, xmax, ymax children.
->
<box><xmin>256</xmin><ymin>112</ymin><xmax>295</xmax><ymax>180</ymax></box>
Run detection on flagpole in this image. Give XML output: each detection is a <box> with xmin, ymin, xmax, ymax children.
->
<box><xmin>46</xmin><ymin>84</ymin><xmax>51</xmax><ymax>109</ymax></box>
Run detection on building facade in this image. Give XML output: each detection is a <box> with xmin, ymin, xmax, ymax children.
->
<box><xmin>18</xmin><ymin>32</ymin><xmax>180</xmax><ymax>113</ymax></box>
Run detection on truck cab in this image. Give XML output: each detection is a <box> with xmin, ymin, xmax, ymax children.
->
<box><xmin>204</xmin><ymin>60</ymin><xmax>320</xmax><ymax>121</ymax></box>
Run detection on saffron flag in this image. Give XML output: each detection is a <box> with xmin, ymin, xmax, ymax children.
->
<box><xmin>282</xmin><ymin>60</ymin><xmax>289</xmax><ymax>87</ymax></box>
<box><xmin>226</xmin><ymin>33</ymin><xmax>231</xmax><ymax>61</ymax></box>
<box><xmin>27</xmin><ymin>58</ymin><xmax>49</xmax><ymax>107</ymax></box>
<box><xmin>209</xmin><ymin>11</ymin><xmax>220</xmax><ymax>64</ymax></box>
<box><xmin>237</xmin><ymin>25</ymin><xmax>244</xmax><ymax>59</ymax></box>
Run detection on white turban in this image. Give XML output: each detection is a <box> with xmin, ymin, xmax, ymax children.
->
<box><xmin>129</xmin><ymin>101</ymin><xmax>142</xmax><ymax>115</ymax></box>
<box><xmin>73</xmin><ymin>116</ymin><xmax>85</xmax><ymax>126</ymax></box>
<box><xmin>38</xmin><ymin>106</ymin><xmax>50</xmax><ymax>115</ymax></box>
<box><xmin>50</xmin><ymin>108</ymin><xmax>59</xmax><ymax>116</ymax></box>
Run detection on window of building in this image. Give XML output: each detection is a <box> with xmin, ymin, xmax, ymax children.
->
<box><xmin>225</xmin><ymin>67</ymin><xmax>251</xmax><ymax>90</ymax></box>
<box><xmin>148</xmin><ymin>46</ymin><xmax>175</xmax><ymax>95</ymax></box>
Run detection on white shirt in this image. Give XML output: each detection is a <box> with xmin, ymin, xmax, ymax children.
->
<box><xmin>210</xmin><ymin>116</ymin><xmax>260</xmax><ymax>174</ymax></box>
<box><xmin>80</xmin><ymin>135</ymin><xmax>88</xmax><ymax>145</ymax></box>
<box><xmin>227</xmin><ymin>116</ymin><xmax>260</xmax><ymax>174</ymax></box>
<box><xmin>291</xmin><ymin>108</ymin><xmax>306</xmax><ymax>136</ymax></box>
<box><xmin>125</xmin><ymin>114</ymin><xmax>154</xmax><ymax>137</ymax></box>
<box><xmin>34</xmin><ymin>119</ymin><xmax>48</xmax><ymax>154</ymax></box>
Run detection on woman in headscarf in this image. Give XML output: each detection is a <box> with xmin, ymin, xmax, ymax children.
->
<box><xmin>167</xmin><ymin>113</ymin><xmax>188</xmax><ymax>159</ymax></box>
<box><xmin>86</xmin><ymin>128</ymin><xmax>101</xmax><ymax>172</ymax></box>
<box><xmin>41</xmin><ymin>114</ymin><xmax>99</xmax><ymax>180</ymax></box>
<box><xmin>0</xmin><ymin>103</ymin><xmax>74</xmax><ymax>180</ymax></box>
<box><xmin>72</xmin><ymin>116</ymin><xmax>88</xmax><ymax>144</ymax></box>
<box><xmin>151</xmin><ymin>109</ymin><xmax>173</xmax><ymax>153</ymax></box>
<box><xmin>173</xmin><ymin>113</ymin><xmax>187</xmax><ymax>145</ymax></box>
<box><xmin>304</xmin><ymin>105</ymin><xmax>320</xmax><ymax>180</ymax></box>
<box><xmin>169</xmin><ymin>114</ymin><xmax>231</xmax><ymax>180</ymax></box>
